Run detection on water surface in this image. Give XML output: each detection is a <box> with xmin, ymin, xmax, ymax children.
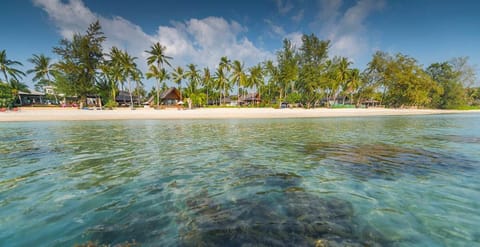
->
<box><xmin>1</xmin><ymin>114</ymin><xmax>479</xmax><ymax>246</ymax></box>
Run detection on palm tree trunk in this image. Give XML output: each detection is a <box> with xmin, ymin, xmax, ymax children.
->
<box><xmin>128</xmin><ymin>78</ymin><xmax>134</xmax><ymax>110</ymax></box>
<box><xmin>156</xmin><ymin>80</ymin><xmax>160</xmax><ymax>108</ymax></box>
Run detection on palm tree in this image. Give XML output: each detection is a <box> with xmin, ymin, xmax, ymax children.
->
<box><xmin>146</xmin><ymin>66</ymin><xmax>170</xmax><ymax>105</ymax></box>
<box><xmin>132</xmin><ymin>70</ymin><xmax>144</xmax><ymax>106</ymax></box>
<box><xmin>218</xmin><ymin>56</ymin><xmax>231</xmax><ymax>104</ymax></box>
<box><xmin>202</xmin><ymin>67</ymin><xmax>213</xmax><ymax>105</ymax></box>
<box><xmin>345</xmin><ymin>68</ymin><xmax>361</xmax><ymax>105</ymax></box>
<box><xmin>264</xmin><ymin>60</ymin><xmax>279</xmax><ymax>104</ymax></box>
<box><xmin>186</xmin><ymin>63</ymin><xmax>200</xmax><ymax>95</ymax></box>
<box><xmin>27</xmin><ymin>54</ymin><xmax>57</xmax><ymax>102</ymax></box>
<box><xmin>0</xmin><ymin>50</ymin><xmax>25</xmax><ymax>84</ymax></box>
<box><xmin>117</xmin><ymin>49</ymin><xmax>141</xmax><ymax>109</ymax></box>
<box><xmin>172</xmin><ymin>66</ymin><xmax>186</xmax><ymax>100</ymax></box>
<box><xmin>334</xmin><ymin>57</ymin><xmax>352</xmax><ymax>104</ymax></box>
<box><xmin>214</xmin><ymin>66</ymin><xmax>228</xmax><ymax>105</ymax></box>
<box><xmin>231</xmin><ymin>60</ymin><xmax>247</xmax><ymax>105</ymax></box>
<box><xmin>248</xmin><ymin>64</ymin><xmax>264</xmax><ymax>105</ymax></box>
<box><xmin>145</xmin><ymin>42</ymin><xmax>172</xmax><ymax>108</ymax></box>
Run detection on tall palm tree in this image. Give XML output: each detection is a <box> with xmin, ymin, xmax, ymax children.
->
<box><xmin>335</xmin><ymin>57</ymin><xmax>352</xmax><ymax>104</ymax></box>
<box><xmin>202</xmin><ymin>67</ymin><xmax>213</xmax><ymax>105</ymax></box>
<box><xmin>248</xmin><ymin>64</ymin><xmax>264</xmax><ymax>105</ymax></box>
<box><xmin>117</xmin><ymin>49</ymin><xmax>141</xmax><ymax>109</ymax></box>
<box><xmin>145</xmin><ymin>42</ymin><xmax>172</xmax><ymax>108</ymax></box>
<box><xmin>146</xmin><ymin>66</ymin><xmax>170</xmax><ymax>105</ymax></box>
<box><xmin>218</xmin><ymin>56</ymin><xmax>231</xmax><ymax>104</ymax></box>
<box><xmin>231</xmin><ymin>60</ymin><xmax>247</xmax><ymax>105</ymax></box>
<box><xmin>172</xmin><ymin>66</ymin><xmax>186</xmax><ymax>100</ymax></box>
<box><xmin>132</xmin><ymin>70</ymin><xmax>144</xmax><ymax>106</ymax></box>
<box><xmin>27</xmin><ymin>54</ymin><xmax>55</xmax><ymax>90</ymax></box>
<box><xmin>345</xmin><ymin>68</ymin><xmax>361</xmax><ymax>105</ymax></box>
<box><xmin>214</xmin><ymin>66</ymin><xmax>228</xmax><ymax>105</ymax></box>
<box><xmin>0</xmin><ymin>50</ymin><xmax>25</xmax><ymax>84</ymax></box>
<box><xmin>186</xmin><ymin>63</ymin><xmax>200</xmax><ymax>95</ymax></box>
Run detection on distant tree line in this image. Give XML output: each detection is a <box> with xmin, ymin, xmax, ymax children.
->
<box><xmin>1</xmin><ymin>21</ymin><xmax>479</xmax><ymax>109</ymax></box>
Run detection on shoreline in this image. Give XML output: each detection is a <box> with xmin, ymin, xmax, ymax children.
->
<box><xmin>1</xmin><ymin>107</ymin><xmax>479</xmax><ymax>122</ymax></box>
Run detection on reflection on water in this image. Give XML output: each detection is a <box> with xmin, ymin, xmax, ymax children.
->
<box><xmin>0</xmin><ymin>114</ymin><xmax>480</xmax><ymax>246</ymax></box>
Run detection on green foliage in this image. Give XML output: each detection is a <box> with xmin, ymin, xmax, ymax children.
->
<box><xmin>53</xmin><ymin>21</ymin><xmax>106</xmax><ymax>103</ymax></box>
<box><xmin>0</xmin><ymin>50</ymin><xmax>25</xmax><ymax>83</ymax></box>
<box><xmin>0</xmin><ymin>83</ymin><xmax>15</xmax><ymax>108</ymax></box>
<box><xmin>286</xmin><ymin>92</ymin><xmax>302</xmax><ymax>104</ymax></box>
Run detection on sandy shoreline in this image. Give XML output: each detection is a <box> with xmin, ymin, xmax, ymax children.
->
<box><xmin>1</xmin><ymin>107</ymin><xmax>479</xmax><ymax>122</ymax></box>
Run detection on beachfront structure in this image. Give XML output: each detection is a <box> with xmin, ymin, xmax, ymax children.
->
<box><xmin>239</xmin><ymin>92</ymin><xmax>261</xmax><ymax>105</ymax></box>
<box><xmin>144</xmin><ymin>87</ymin><xmax>182</xmax><ymax>106</ymax></box>
<box><xmin>116</xmin><ymin>91</ymin><xmax>140</xmax><ymax>106</ymax></box>
<box><xmin>160</xmin><ymin>87</ymin><xmax>181</xmax><ymax>105</ymax></box>
<box><xmin>18</xmin><ymin>90</ymin><xmax>45</xmax><ymax>105</ymax></box>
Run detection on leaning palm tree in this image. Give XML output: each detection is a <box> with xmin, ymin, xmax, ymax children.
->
<box><xmin>231</xmin><ymin>60</ymin><xmax>247</xmax><ymax>106</ymax></box>
<box><xmin>0</xmin><ymin>50</ymin><xmax>25</xmax><ymax>84</ymax></box>
<box><xmin>145</xmin><ymin>42</ymin><xmax>172</xmax><ymax>108</ymax></box>
<box><xmin>172</xmin><ymin>66</ymin><xmax>186</xmax><ymax>100</ymax></box>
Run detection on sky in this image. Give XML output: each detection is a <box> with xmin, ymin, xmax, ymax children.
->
<box><xmin>1</xmin><ymin>0</ymin><xmax>479</xmax><ymax>89</ymax></box>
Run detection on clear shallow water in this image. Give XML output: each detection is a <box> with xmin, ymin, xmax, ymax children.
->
<box><xmin>1</xmin><ymin>114</ymin><xmax>479</xmax><ymax>246</ymax></box>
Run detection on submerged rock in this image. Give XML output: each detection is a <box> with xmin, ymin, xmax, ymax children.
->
<box><xmin>180</xmin><ymin>190</ymin><xmax>386</xmax><ymax>246</ymax></box>
<box><xmin>302</xmin><ymin>141</ymin><xmax>476</xmax><ymax>180</ymax></box>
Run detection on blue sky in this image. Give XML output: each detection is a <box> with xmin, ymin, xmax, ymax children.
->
<box><xmin>1</xmin><ymin>0</ymin><xmax>479</xmax><ymax>88</ymax></box>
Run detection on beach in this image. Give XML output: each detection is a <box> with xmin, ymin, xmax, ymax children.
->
<box><xmin>0</xmin><ymin>107</ymin><xmax>478</xmax><ymax>122</ymax></box>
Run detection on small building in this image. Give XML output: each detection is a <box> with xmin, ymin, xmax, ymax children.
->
<box><xmin>18</xmin><ymin>90</ymin><xmax>45</xmax><ymax>105</ymax></box>
<box><xmin>160</xmin><ymin>87</ymin><xmax>181</xmax><ymax>106</ymax></box>
<box><xmin>116</xmin><ymin>91</ymin><xmax>140</xmax><ymax>106</ymax></box>
<box><xmin>239</xmin><ymin>92</ymin><xmax>261</xmax><ymax>105</ymax></box>
<box><xmin>362</xmin><ymin>99</ymin><xmax>381</xmax><ymax>108</ymax></box>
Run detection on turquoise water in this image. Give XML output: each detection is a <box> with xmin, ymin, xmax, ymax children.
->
<box><xmin>1</xmin><ymin>114</ymin><xmax>479</xmax><ymax>246</ymax></box>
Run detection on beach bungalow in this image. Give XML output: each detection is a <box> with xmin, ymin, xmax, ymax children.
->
<box><xmin>18</xmin><ymin>90</ymin><xmax>45</xmax><ymax>105</ymax></box>
<box><xmin>361</xmin><ymin>99</ymin><xmax>381</xmax><ymax>108</ymax></box>
<box><xmin>239</xmin><ymin>92</ymin><xmax>261</xmax><ymax>105</ymax></box>
<box><xmin>116</xmin><ymin>91</ymin><xmax>140</xmax><ymax>106</ymax></box>
<box><xmin>160</xmin><ymin>87</ymin><xmax>181</xmax><ymax>106</ymax></box>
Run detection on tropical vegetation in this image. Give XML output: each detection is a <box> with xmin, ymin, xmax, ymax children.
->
<box><xmin>1</xmin><ymin>21</ymin><xmax>479</xmax><ymax>110</ymax></box>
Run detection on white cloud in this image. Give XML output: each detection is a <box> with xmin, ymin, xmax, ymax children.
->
<box><xmin>314</xmin><ymin>0</ymin><xmax>385</xmax><ymax>61</ymax></box>
<box><xmin>275</xmin><ymin>0</ymin><xmax>294</xmax><ymax>15</ymax></box>
<box><xmin>285</xmin><ymin>32</ymin><xmax>303</xmax><ymax>47</ymax></box>
<box><xmin>33</xmin><ymin>0</ymin><xmax>273</xmax><ymax>88</ymax></box>
<box><xmin>265</xmin><ymin>19</ymin><xmax>286</xmax><ymax>37</ymax></box>
<box><xmin>291</xmin><ymin>9</ymin><xmax>304</xmax><ymax>23</ymax></box>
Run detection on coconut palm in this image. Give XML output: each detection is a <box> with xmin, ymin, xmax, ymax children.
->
<box><xmin>27</xmin><ymin>54</ymin><xmax>55</xmax><ymax>90</ymax></box>
<box><xmin>214</xmin><ymin>66</ymin><xmax>229</xmax><ymax>105</ymax></box>
<box><xmin>146</xmin><ymin>65</ymin><xmax>170</xmax><ymax>105</ymax></box>
<box><xmin>231</xmin><ymin>60</ymin><xmax>247</xmax><ymax>105</ymax></box>
<box><xmin>172</xmin><ymin>66</ymin><xmax>186</xmax><ymax>100</ymax></box>
<box><xmin>248</xmin><ymin>64</ymin><xmax>264</xmax><ymax>105</ymax></box>
<box><xmin>218</xmin><ymin>56</ymin><xmax>231</xmax><ymax>104</ymax></box>
<box><xmin>334</xmin><ymin>57</ymin><xmax>352</xmax><ymax>104</ymax></box>
<box><xmin>145</xmin><ymin>42</ymin><xmax>172</xmax><ymax>108</ymax></box>
<box><xmin>0</xmin><ymin>50</ymin><xmax>25</xmax><ymax>84</ymax></box>
<box><xmin>345</xmin><ymin>68</ymin><xmax>361</xmax><ymax>105</ymax></box>
<box><xmin>186</xmin><ymin>63</ymin><xmax>200</xmax><ymax>95</ymax></box>
<box><xmin>202</xmin><ymin>67</ymin><xmax>213</xmax><ymax>105</ymax></box>
<box><xmin>116</xmin><ymin>49</ymin><xmax>141</xmax><ymax>109</ymax></box>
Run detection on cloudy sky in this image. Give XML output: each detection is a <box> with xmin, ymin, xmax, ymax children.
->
<box><xmin>2</xmin><ymin>0</ymin><xmax>479</xmax><ymax>88</ymax></box>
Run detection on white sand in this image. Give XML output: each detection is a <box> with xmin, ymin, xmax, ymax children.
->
<box><xmin>1</xmin><ymin>107</ymin><xmax>478</xmax><ymax>122</ymax></box>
